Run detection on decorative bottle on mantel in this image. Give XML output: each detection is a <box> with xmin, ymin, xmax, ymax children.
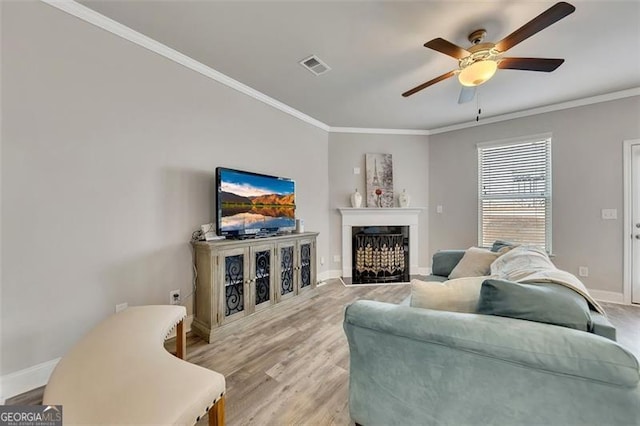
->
<box><xmin>399</xmin><ymin>189</ymin><xmax>410</xmax><ymax>208</ymax></box>
<box><xmin>351</xmin><ymin>189</ymin><xmax>362</xmax><ymax>208</ymax></box>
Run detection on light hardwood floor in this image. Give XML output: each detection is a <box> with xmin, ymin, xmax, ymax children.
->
<box><xmin>7</xmin><ymin>280</ymin><xmax>640</xmax><ymax>426</ymax></box>
<box><xmin>600</xmin><ymin>301</ymin><xmax>640</xmax><ymax>358</ymax></box>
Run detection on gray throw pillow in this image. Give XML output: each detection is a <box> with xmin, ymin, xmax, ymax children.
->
<box><xmin>477</xmin><ymin>279</ymin><xmax>593</xmax><ymax>332</ymax></box>
<box><xmin>490</xmin><ymin>240</ymin><xmax>517</xmax><ymax>252</ymax></box>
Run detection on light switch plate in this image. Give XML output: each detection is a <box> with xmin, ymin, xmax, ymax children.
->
<box><xmin>353</xmin><ymin>167</ymin><xmax>360</xmax><ymax>175</ymax></box>
<box><xmin>601</xmin><ymin>209</ymin><xmax>617</xmax><ymax>220</ymax></box>
<box><xmin>436</xmin><ymin>205</ymin><xmax>443</xmax><ymax>214</ymax></box>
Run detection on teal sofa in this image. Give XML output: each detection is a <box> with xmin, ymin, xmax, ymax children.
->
<box><xmin>416</xmin><ymin>249</ymin><xmax>617</xmax><ymax>340</ymax></box>
<box><xmin>344</xmin><ymin>251</ymin><xmax>640</xmax><ymax>425</ymax></box>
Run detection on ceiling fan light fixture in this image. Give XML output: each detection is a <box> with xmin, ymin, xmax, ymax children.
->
<box><xmin>458</xmin><ymin>60</ymin><xmax>498</xmax><ymax>87</ymax></box>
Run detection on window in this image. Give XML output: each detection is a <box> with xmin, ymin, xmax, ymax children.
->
<box><xmin>478</xmin><ymin>135</ymin><xmax>552</xmax><ymax>252</ymax></box>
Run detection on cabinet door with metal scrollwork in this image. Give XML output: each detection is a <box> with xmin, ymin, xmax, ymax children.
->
<box><xmin>297</xmin><ymin>238</ymin><xmax>316</xmax><ymax>292</ymax></box>
<box><xmin>218</xmin><ymin>247</ymin><xmax>250</xmax><ymax>324</ymax></box>
<box><xmin>276</xmin><ymin>241</ymin><xmax>297</xmax><ymax>302</ymax></box>
<box><xmin>249</xmin><ymin>243</ymin><xmax>275</xmax><ymax>312</ymax></box>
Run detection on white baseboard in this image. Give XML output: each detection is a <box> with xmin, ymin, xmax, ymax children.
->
<box><xmin>0</xmin><ymin>357</ymin><xmax>61</xmax><ymax>403</ymax></box>
<box><xmin>589</xmin><ymin>289</ymin><xmax>625</xmax><ymax>304</ymax></box>
<box><xmin>317</xmin><ymin>270</ymin><xmax>341</xmax><ymax>284</ymax></box>
<box><xmin>0</xmin><ymin>314</ymin><xmax>195</xmax><ymax>403</ymax></box>
<box><xmin>417</xmin><ymin>267</ymin><xmax>432</xmax><ymax>276</ymax></box>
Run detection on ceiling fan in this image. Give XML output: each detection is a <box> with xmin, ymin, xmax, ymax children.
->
<box><xmin>402</xmin><ymin>2</ymin><xmax>576</xmax><ymax>103</ymax></box>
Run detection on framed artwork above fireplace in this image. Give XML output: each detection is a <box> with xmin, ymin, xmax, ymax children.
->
<box><xmin>365</xmin><ymin>153</ymin><xmax>393</xmax><ymax>207</ymax></box>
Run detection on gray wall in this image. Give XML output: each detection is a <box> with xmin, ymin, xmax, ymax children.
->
<box><xmin>1</xmin><ymin>2</ymin><xmax>329</xmax><ymax>375</ymax></box>
<box><xmin>328</xmin><ymin>133</ymin><xmax>430</xmax><ymax>271</ymax></box>
<box><xmin>429</xmin><ymin>96</ymin><xmax>640</xmax><ymax>294</ymax></box>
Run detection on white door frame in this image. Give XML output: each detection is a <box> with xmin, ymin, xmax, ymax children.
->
<box><xmin>623</xmin><ymin>139</ymin><xmax>640</xmax><ymax>304</ymax></box>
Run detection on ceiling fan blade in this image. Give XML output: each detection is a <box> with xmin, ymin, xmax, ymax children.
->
<box><xmin>495</xmin><ymin>2</ymin><xmax>576</xmax><ymax>52</ymax></box>
<box><xmin>498</xmin><ymin>57</ymin><xmax>565</xmax><ymax>72</ymax></box>
<box><xmin>402</xmin><ymin>70</ymin><xmax>457</xmax><ymax>97</ymax></box>
<box><xmin>424</xmin><ymin>38</ymin><xmax>471</xmax><ymax>59</ymax></box>
<box><xmin>458</xmin><ymin>86</ymin><xmax>476</xmax><ymax>104</ymax></box>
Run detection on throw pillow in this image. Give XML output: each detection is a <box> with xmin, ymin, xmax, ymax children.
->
<box><xmin>477</xmin><ymin>279</ymin><xmax>593</xmax><ymax>331</ymax></box>
<box><xmin>448</xmin><ymin>247</ymin><xmax>500</xmax><ymax>279</ymax></box>
<box><xmin>410</xmin><ymin>277</ymin><xmax>486</xmax><ymax>313</ymax></box>
<box><xmin>490</xmin><ymin>240</ymin><xmax>519</xmax><ymax>253</ymax></box>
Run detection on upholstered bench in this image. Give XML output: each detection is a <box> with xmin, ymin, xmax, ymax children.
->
<box><xmin>43</xmin><ymin>305</ymin><xmax>226</xmax><ymax>425</ymax></box>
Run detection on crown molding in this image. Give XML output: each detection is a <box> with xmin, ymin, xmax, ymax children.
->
<box><xmin>329</xmin><ymin>127</ymin><xmax>430</xmax><ymax>136</ymax></box>
<box><xmin>38</xmin><ymin>1</ymin><xmax>640</xmax><ymax>137</ymax></box>
<box><xmin>428</xmin><ymin>87</ymin><xmax>640</xmax><ymax>135</ymax></box>
<box><xmin>41</xmin><ymin>0</ymin><xmax>330</xmax><ymax>132</ymax></box>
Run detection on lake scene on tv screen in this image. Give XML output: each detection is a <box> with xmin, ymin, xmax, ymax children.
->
<box><xmin>219</xmin><ymin>169</ymin><xmax>295</xmax><ymax>232</ymax></box>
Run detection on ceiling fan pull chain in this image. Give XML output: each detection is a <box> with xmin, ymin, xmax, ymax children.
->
<box><xmin>476</xmin><ymin>91</ymin><xmax>482</xmax><ymax>122</ymax></box>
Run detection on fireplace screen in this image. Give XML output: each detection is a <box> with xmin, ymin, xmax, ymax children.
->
<box><xmin>353</xmin><ymin>227</ymin><xmax>409</xmax><ymax>283</ymax></box>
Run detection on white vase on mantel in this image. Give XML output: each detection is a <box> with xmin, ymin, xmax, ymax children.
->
<box><xmin>399</xmin><ymin>189</ymin><xmax>410</xmax><ymax>208</ymax></box>
<box><xmin>350</xmin><ymin>189</ymin><xmax>362</xmax><ymax>208</ymax></box>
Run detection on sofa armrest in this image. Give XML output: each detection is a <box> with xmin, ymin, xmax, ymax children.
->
<box><xmin>431</xmin><ymin>250</ymin><xmax>465</xmax><ymax>277</ymax></box>
<box><xmin>592</xmin><ymin>311</ymin><xmax>617</xmax><ymax>341</ymax></box>
<box><xmin>344</xmin><ymin>300</ymin><xmax>639</xmax><ymax>387</ymax></box>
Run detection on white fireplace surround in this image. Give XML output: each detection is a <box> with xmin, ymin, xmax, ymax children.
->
<box><xmin>338</xmin><ymin>208</ymin><xmax>424</xmax><ymax>278</ymax></box>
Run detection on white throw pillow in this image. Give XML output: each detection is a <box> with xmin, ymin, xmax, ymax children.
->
<box><xmin>448</xmin><ymin>247</ymin><xmax>500</xmax><ymax>279</ymax></box>
<box><xmin>410</xmin><ymin>276</ymin><xmax>488</xmax><ymax>313</ymax></box>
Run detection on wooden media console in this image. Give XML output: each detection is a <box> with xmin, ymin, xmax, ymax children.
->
<box><xmin>192</xmin><ymin>232</ymin><xmax>318</xmax><ymax>343</ymax></box>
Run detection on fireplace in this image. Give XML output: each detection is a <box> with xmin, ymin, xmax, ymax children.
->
<box><xmin>352</xmin><ymin>226</ymin><xmax>409</xmax><ymax>284</ymax></box>
<box><xmin>338</xmin><ymin>208</ymin><xmax>424</xmax><ymax>279</ymax></box>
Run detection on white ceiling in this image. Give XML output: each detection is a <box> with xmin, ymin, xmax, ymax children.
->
<box><xmin>79</xmin><ymin>1</ymin><xmax>640</xmax><ymax>130</ymax></box>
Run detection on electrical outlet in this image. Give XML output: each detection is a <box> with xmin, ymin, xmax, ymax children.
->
<box><xmin>320</xmin><ymin>256</ymin><xmax>325</xmax><ymax>265</ymax></box>
<box><xmin>578</xmin><ymin>266</ymin><xmax>589</xmax><ymax>277</ymax></box>
<box><xmin>333</xmin><ymin>255</ymin><xmax>341</xmax><ymax>263</ymax></box>
<box><xmin>115</xmin><ymin>302</ymin><xmax>128</xmax><ymax>313</ymax></box>
<box><xmin>170</xmin><ymin>290</ymin><xmax>181</xmax><ymax>305</ymax></box>
<box><xmin>601</xmin><ymin>209</ymin><xmax>617</xmax><ymax>220</ymax></box>
<box><xmin>436</xmin><ymin>205</ymin><xmax>443</xmax><ymax>214</ymax></box>
<box><xmin>353</xmin><ymin>167</ymin><xmax>360</xmax><ymax>175</ymax></box>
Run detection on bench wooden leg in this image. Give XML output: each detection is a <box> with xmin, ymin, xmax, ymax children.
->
<box><xmin>176</xmin><ymin>319</ymin><xmax>186</xmax><ymax>360</ymax></box>
<box><xmin>209</xmin><ymin>396</ymin><xmax>225</xmax><ymax>426</ymax></box>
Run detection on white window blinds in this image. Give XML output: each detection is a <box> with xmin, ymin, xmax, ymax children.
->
<box><xmin>478</xmin><ymin>137</ymin><xmax>552</xmax><ymax>252</ymax></box>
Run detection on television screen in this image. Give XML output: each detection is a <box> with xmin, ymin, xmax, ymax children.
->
<box><xmin>216</xmin><ymin>167</ymin><xmax>295</xmax><ymax>237</ymax></box>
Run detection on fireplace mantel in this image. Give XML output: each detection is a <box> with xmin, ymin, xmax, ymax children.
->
<box><xmin>338</xmin><ymin>207</ymin><xmax>424</xmax><ymax>278</ymax></box>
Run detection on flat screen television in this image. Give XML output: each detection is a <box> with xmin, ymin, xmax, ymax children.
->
<box><xmin>216</xmin><ymin>167</ymin><xmax>296</xmax><ymax>237</ymax></box>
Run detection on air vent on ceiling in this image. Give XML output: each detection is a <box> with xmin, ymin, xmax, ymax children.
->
<box><xmin>299</xmin><ymin>55</ymin><xmax>331</xmax><ymax>76</ymax></box>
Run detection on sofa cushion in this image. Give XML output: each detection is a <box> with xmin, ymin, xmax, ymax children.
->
<box><xmin>477</xmin><ymin>279</ymin><xmax>593</xmax><ymax>332</ymax></box>
<box><xmin>448</xmin><ymin>247</ymin><xmax>500</xmax><ymax>279</ymax></box>
<box><xmin>410</xmin><ymin>277</ymin><xmax>485</xmax><ymax>313</ymax></box>
<box><xmin>431</xmin><ymin>250</ymin><xmax>465</xmax><ymax>277</ymax></box>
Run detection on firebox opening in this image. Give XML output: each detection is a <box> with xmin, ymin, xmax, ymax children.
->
<box><xmin>351</xmin><ymin>225</ymin><xmax>409</xmax><ymax>284</ymax></box>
